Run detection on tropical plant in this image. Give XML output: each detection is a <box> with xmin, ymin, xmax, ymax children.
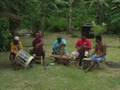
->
<box><xmin>89</xmin><ymin>0</ymin><xmax>109</xmax><ymax>24</ymax></box>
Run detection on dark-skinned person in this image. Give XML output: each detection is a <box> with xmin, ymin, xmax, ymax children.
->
<box><xmin>74</xmin><ymin>35</ymin><xmax>93</xmax><ymax>67</ymax></box>
<box><xmin>52</xmin><ymin>36</ymin><xmax>67</xmax><ymax>55</ymax></box>
<box><xmin>51</xmin><ymin>37</ymin><xmax>70</xmax><ymax>65</ymax></box>
<box><xmin>85</xmin><ymin>35</ymin><xmax>106</xmax><ymax>72</ymax></box>
<box><xmin>32</xmin><ymin>32</ymin><xmax>45</xmax><ymax>65</ymax></box>
<box><xmin>9</xmin><ymin>36</ymin><xmax>23</xmax><ymax>68</ymax></box>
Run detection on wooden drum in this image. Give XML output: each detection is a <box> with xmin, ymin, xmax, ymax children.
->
<box><xmin>15</xmin><ymin>50</ymin><xmax>34</xmax><ymax>68</ymax></box>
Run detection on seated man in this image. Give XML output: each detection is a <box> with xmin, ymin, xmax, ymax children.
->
<box><xmin>52</xmin><ymin>37</ymin><xmax>67</xmax><ymax>55</ymax></box>
<box><xmin>74</xmin><ymin>35</ymin><xmax>93</xmax><ymax>67</ymax></box>
<box><xmin>9</xmin><ymin>36</ymin><xmax>23</xmax><ymax>68</ymax></box>
<box><xmin>85</xmin><ymin>35</ymin><xmax>106</xmax><ymax>72</ymax></box>
<box><xmin>32</xmin><ymin>32</ymin><xmax>45</xmax><ymax>65</ymax></box>
<box><xmin>51</xmin><ymin>37</ymin><xmax>70</xmax><ymax>65</ymax></box>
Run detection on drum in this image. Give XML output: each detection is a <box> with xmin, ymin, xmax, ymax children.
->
<box><xmin>15</xmin><ymin>50</ymin><xmax>34</xmax><ymax>68</ymax></box>
<box><xmin>81</xmin><ymin>58</ymin><xmax>92</xmax><ymax>70</ymax></box>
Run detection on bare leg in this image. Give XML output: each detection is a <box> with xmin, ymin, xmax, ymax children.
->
<box><xmin>42</xmin><ymin>53</ymin><xmax>45</xmax><ymax>66</ymax></box>
<box><xmin>35</xmin><ymin>56</ymin><xmax>41</xmax><ymax>64</ymax></box>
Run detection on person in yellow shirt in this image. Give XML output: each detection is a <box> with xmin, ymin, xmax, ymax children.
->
<box><xmin>9</xmin><ymin>36</ymin><xmax>23</xmax><ymax>65</ymax></box>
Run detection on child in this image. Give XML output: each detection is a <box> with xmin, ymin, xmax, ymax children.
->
<box><xmin>86</xmin><ymin>35</ymin><xmax>106</xmax><ymax>72</ymax></box>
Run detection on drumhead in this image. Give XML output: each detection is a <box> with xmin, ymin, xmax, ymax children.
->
<box><xmin>15</xmin><ymin>50</ymin><xmax>34</xmax><ymax>68</ymax></box>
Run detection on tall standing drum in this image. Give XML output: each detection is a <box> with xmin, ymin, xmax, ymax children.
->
<box><xmin>15</xmin><ymin>50</ymin><xmax>34</xmax><ymax>69</ymax></box>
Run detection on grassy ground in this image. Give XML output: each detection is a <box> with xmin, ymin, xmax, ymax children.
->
<box><xmin>0</xmin><ymin>33</ymin><xmax>120</xmax><ymax>90</ymax></box>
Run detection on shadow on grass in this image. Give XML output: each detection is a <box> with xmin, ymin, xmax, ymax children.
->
<box><xmin>0</xmin><ymin>62</ymin><xmax>12</xmax><ymax>70</ymax></box>
<box><xmin>105</xmin><ymin>61</ymin><xmax>120</xmax><ymax>69</ymax></box>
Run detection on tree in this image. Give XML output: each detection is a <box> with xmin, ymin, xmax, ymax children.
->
<box><xmin>89</xmin><ymin>0</ymin><xmax>109</xmax><ymax>24</ymax></box>
<box><xmin>108</xmin><ymin>0</ymin><xmax>120</xmax><ymax>33</ymax></box>
<box><xmin>0</xmin><ymin>0</ymin><xmax>32</xmax><ymax>36</ymax></box>
<box><xmin>68</xmin><ymin>0</ymin><xmax>74</xmax><ymax>33</ymax></box>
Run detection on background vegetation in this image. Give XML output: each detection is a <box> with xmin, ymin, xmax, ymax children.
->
<box><xmin>0</xmin><ymin>0</ymin><xmax>119</xmax><ymax>51</ymax></box>
<box><xmin>0</xmin><ymin>0</ymin><xmax>120</xmax><ymax>33</ymax></box>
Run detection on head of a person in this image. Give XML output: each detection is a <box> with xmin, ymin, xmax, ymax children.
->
<box><xmin>57</xmin><ymin>37</ymin><xmax>62</xmax><ymax>43</ymax></box>
<box><xmin>81</xmin><ymin>35</ymin><xmax>86</xmax><ymax>40</ymax></box>
<box><xmin>13</xmin><ymin>36</ymin><xmax>19</xmax><ymax>45</ymax></box>
<box><xmin>96</xmin><ymin>35</ymin><xmax>102</xmax><ymax>43</ymax></box>
<box><xmin>35</xmin><ymin>32</ymin><xmax>43</xmax><ymax>39</ymax></box>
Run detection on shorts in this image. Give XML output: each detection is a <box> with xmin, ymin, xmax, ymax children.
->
<box><xmin>91</xmin><ymin>55</ymin><xmax>105</xmax><ymax>63</ymax></box>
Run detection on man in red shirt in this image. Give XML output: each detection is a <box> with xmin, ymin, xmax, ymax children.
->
<box><xmin>75</xmin><ymin>35</ymin><xmax>93</xmax><ymax>66</ymax></box>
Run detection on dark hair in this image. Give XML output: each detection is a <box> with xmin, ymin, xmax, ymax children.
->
<box><xmin>95</xmin><ymin>35</ymin><xmax>102</xmax><ymax>42</ymax></box>
<box><xmin>57</xmin><ymin>37</ymin><xmax>62</xmax><ymax>43</ymax></box>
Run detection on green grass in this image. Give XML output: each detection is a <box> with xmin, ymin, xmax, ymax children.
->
<box><xmin>0</xmin><ymin>33</ymin><xmax>120</xmax><ymax>90</ymax></box>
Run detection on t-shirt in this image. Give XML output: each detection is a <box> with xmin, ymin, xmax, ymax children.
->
<box><xmin>76</xmin><ymin>39</ymin><xmax>92</xmax><ymax>50</ymax></box>
<box><xmin>11</xmin><ymin>41</ymin><xmax>23</xmax><ymax>54</ymax></box>
<box><xmin>52</xmin><ymin>38</ymin><xmax>67</xmax><ymax>54</ymax></box>
<box><xmin>53</xmin><ymin>39</ymin><xmax>67</xmax><ymax>49</ymax></box>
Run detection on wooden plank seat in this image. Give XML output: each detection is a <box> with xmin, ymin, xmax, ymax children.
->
<box><xmin>50</xmin><ymin>55</ymin><xmax>71</xmax><ymax>65</ymax></box>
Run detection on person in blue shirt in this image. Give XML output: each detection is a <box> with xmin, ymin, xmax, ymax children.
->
<box><xmin>52</xmin><ymin>37</ymin><xmax>67</xmax><ymax>55</ymax></box>
<box><xmin>51</xmin><ymin>37</ymin><xmax>70</xmax><ymax>65</ymax></box>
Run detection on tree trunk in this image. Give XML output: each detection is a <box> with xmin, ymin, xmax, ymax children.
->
<box><xmin>96</xmin><ymin>1</ymin><xmax>105</xmax><ymax>25</ymax></box>
<box><xmin>0</xmin><ymin>12</ymin><xmax>21</xmax><ymax>36</ymax></box>
<box><xmin>8</xmin><ymin>17</ymin><xmax>21</xmax><ymax>36</ymax></box>
<box><xmin>41</xmin><ymin>16</ymin><xmax>46</xmax><ymax>32</ymax></box>
<box><xmin>68</xmin><ymin>0</ymin><xmax>73</xmax><ymax>33</ymax></box>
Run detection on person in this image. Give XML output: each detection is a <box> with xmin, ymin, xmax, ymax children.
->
<box><xmin>9</xmin><ymin>36</ymin><xmax>23</xmax><ymax>66</ymax></box>
<box><xmin>85</xmin><ymin>35</ymin><xmax>106</xmax><ymax>72</ymax></box>
<box><xmin>51</xmin><ymin>37</ymin><xmax>70</xmax><ymax>65</ymax></box>
<box><xmin>52</xmin><ymin>37</ymin><xmax>67</xmax><ymax>55</ymax></box>
<box><xmin>32</xmin><ymin>32</ymin><xmax>45</xmax><ymax>65</ymax></box>
<box><xmin>75</xmin><ymin>35</ymin><xmax>93</xmax><ymax>67</ymax></box>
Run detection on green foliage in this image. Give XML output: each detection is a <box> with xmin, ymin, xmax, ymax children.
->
<box><xmin>48</xmin><ymin>16</ymin><xmax>67</xmax><ymax>32</ymax></box>
<box><xmin>109</xmin><ymin>0</ymin><xmax>120</xmax><ymax>33</ymax></box>
<box><xmin>92</xmin><ymin>22</ymin><xmax>107</xmax><ymax>35</ymax></box>
<box><xmin>0</xmin><ymin>18</ymin><xmax>9</xmax><ymax>31</ymax></box>
<box><xmin>0</xmin><ymin>18</ymin><xmax>12</xmax><ymax>51</ymax></box>
<box><xmin>0</xmin><ymin>0</ymin><xmax>120</xmax><ymax>34</ymax></box>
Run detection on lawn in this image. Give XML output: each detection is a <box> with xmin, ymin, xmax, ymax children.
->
<box><xmin>0</xmin><ymin>33</ymin><xmax>120</xmax><ymax>90</ymax></box>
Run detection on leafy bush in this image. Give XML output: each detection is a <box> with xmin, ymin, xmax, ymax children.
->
<box><xmin>92</xmin><ymin>22</ymin><xmax>107</xmax><ymax>35</ymax></box>
<box><xmin>0</xmin><ymin>18</ymin><xmax>12</xmax><ymax>51</ymax></box>
<box><xmin>48</xmin><ymin>16</ymin><xmax>67</xmax><ymax>32</ymax></box>
<box><xmin>109</xmin><ymin>0</ymin><xmax>120</xmax><ymax>34</ymax></box>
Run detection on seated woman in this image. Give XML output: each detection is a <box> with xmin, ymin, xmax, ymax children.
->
<box><xmin>9</xmin><ymin>36</ymin><xmax>23</xmax><ymax>67</ymax></box>
<box><xmin>85</xmin><ymin>35</ymin><xmax>106</xmax><ymax>72</ymax></box>
<box><xmin>73</xmin><ymin>35</ymin><xmax>93</xmax><ymax>67</ymax></box>
<box><xmin>32</xmin><ymin>32</ymin><xmax>45</xmax><ymax>65</ymax></box>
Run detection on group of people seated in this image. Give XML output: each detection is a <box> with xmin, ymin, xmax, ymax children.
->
<box><xmin>51</xmin><ymin>34</ymin><xmax>106</xmax><ymax>72</ymax></box>
<box><xmin>9</xmin><ymin>31</ymin><xmax>106</xmax><ymax>71</ymax></box>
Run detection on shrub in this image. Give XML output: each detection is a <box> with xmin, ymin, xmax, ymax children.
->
<box><xmin>48</xmin><ymin>16</ymin><xmax>67</xmax><ymax>32</ymax></box>
<box><xmin>92</xmin><ymin>22</ymin><xmax>107</xmax><ymax>35</ymax></box>
<box><xmin>0</xmin><ymin>18</ymin><xmax>12</xmax><ymax>51</ymax></box>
